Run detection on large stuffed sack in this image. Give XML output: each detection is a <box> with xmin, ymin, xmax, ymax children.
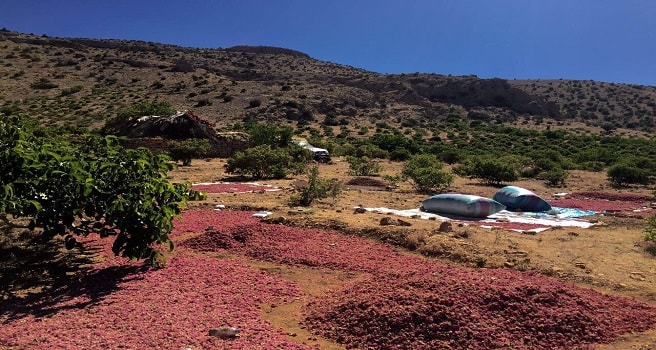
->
<box><xmin>422</xmin><ymin>194</ymin><xmax>506</xmax><ymax>218</ymax></box>
<box><xmin>493</xmin><ymin>186</ymin><xmax>551</xmax><ymax>212</ymax></box>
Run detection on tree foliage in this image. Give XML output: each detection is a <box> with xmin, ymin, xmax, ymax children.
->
<box><xmin>246</xmin><ymin>122</ymin><xmax>293</xmax><ymax>148</ymax></box>
<box><xmin>225</xmin><ymin>144</ymin><xmax>310</xmax><ymax>180</ymax></box>
<box><xmin>607</xmin><ymin>164</ymin><xmax>652</xmax><ymax>187</ymax></box>
<box><xmin>402</xmin><ymin>154</ymin><xmax>454</xmax><ymax>193</ymax></box>
<box><xmin>167</xmin><ymin>139</ymin><xmax>211</xmax><ymax>166</ymax></box>
<box><xmin>346</xmin><ymin>156</ymin><xmax>382</xmax><ymax>176</ymax></box>
<box><xmin>1</xmin><ymin>116</ymin><xmax>203</xmax><ymax>265</ymax></box>
<box><xmin>454</xmin><ymin>156</ymin><xmax>519</xmax><ymax>186</ymax></box>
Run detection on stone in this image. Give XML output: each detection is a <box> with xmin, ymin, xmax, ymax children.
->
<box><xmin>438</xmin><ymin>221</ymin><xmax>453</xmax><ymax>233</ymax></box>
<box><xmin>397</xmin><ymin>219</ymin><xmax>412</xmax><ymax>227</ymax></box>
<box><xmin>380</xmin><ymin>217</ymin><xmax>396</xmax><ymax>226</ymax></box>
<box><xmin>209</xmin><ymin>327</ymin><xmax>241</xmax><ymax>338</ymax></box>
<box><xmin>354</xmin><ymin>207</ymin><xmax>366</xmax><ymax>214</ymax></box>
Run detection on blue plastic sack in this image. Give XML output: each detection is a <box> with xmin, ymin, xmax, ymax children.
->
<box><xmin>493</xmin><ymin>186</ymin><xmax>551</xmax><ymax>212</ymax></box>
<box><xmin>422</xmin><ymin>194</ymin><xmax>506</xmax><ymax>218</ymax></box>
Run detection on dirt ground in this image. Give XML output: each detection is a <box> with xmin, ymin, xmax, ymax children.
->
<box><xmin>165</xmin><ymin>157</ymin><xmax>656</xmax><ymax>349</ymax></box>
<box><xmin>3</xmin><ymin>157</ymin><xmax>656</xmax><ymax>349</ymax></box>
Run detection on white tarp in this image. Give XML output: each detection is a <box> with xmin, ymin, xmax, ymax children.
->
<box><xmin>357</xmin><ymin>207</ymin><xmax>596</xmax><ymax>229</ymax></box>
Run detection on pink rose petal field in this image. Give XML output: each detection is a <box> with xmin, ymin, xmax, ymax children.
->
<box><xmin>2</xmin><ymin>209</ymin><xmax>656</xmax><ymax>349</ymax></box>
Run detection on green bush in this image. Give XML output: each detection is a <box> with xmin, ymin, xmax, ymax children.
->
<box><xmin>454</xmin><ymin>157</ymin><xmax>518</xmax><ymax>186</ymax></box>
<box><xmin>539</xmin><ymin>168</ymin><xmax>568</xmax><ymax>187</ymax></box>
<box><xmin>289</xmin><ymin>166</ymin><xmax>341</xmax><ymax>206</ymax></box>
<box><xmin>346</xmin><ymin>156</ymin><xmax>382</xmax><ymax>176</ymax></box>
<box><xmin>644</xmin><ymin>214</ymin><xmax>656</xmax><ymax>243</ymax></box>
<box><xmin>247</xmin><ymin>122</ymin><xmax>293</xmax><ymax>148</ymax></box>
<box><xmin>402</xmin><ymin>154</ymin><xmax>454</xmax><ymax>193</ymax></box>
<box><xmin>607</xmin><ymin>164</ymin><xmax>652</xmax><ymax>187</ymax></box>
<box><xmin>225</xmin><ymin>145</ymin><xmax>309</xmax><ymax>179</ymax></box>
<box><xmin>167</xmin><ymin>139</ymin><xmax>211</xmax><ymax>166</ymax></box>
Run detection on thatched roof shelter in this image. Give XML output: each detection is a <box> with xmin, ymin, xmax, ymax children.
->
<box><xmin>112</xmin><ymin>110</ymin><xmax>216</xmax><ymax>140</ymax></box>
<box><xmin>111</xmin><ymin>110</ymin><xmax>252</xmax><ymax>158</ymax></box>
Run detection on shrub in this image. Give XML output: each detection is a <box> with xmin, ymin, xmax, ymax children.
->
<box><xmin>539</xmin><ymin>168</ymin><xmax>568</xmax><ymax>187</ymax></box>
<box><xmin>167</xmin><ymin>139</ymin><xmax>211</xmax><ymax>166</ymax></box>
<box><xmin>454</xmin><ymin>157</ymin><xmax>518</xmax><ymax>186</ymax></box>
<box><xmin>248</xmin><ymin>99</ymin><xmax>262</xmax><ymax>108</ymax></box>
<box><xmin>60</xmin><ymin>85</ymin><xmax>83</xmax><ymax>96</ymax></box>
<box><xmin>607</xmin><ymin>164</ymin><xmax>652</xmax><ymax>187</ymax></box>
<box><xmin>402</xmin><ymin>154</ymin><xmax>454</xmax><ymax>193</ymax></box>
<box><xmin>225</xmin><ymin>145</ymin><xmax>309</xmax><ymax>179</ymax></box>
<box><xmin>289</xmin><ymin>166</ymin><xmax>341</xmax><ymax>206</ymax></box>
<box><xmin>390</xmin><ymin>148</ymin><xmax>411</xmax><ymax>161</ymax></box>
<box><xmin>645</xmin><ymin>214</ymin><xmax>656</xmax><ymax>243</ymax></box>
<box><xmin>346</xmin><ymin>156</ymin><xmax>382</xmax><ymax>176</ymax></box>
<box><xmin>30</xmin><ymin>77</ymin><xmax>58</xmax><ymax>89</ymax></box>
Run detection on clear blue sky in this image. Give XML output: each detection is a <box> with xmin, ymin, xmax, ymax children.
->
<box><xmin>2</xmin><ymin>0</ymin><xmax>655</xmax><ymax>86</ymax></box>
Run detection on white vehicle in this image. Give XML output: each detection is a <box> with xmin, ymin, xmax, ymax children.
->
<box><xmin>293</xmin><ymin>140</ymin><xmax>331</xmax><ymax>162</ymax></box>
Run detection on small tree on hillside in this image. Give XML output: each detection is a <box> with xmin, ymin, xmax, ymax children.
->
<box><xmin>167</xmin><ymin>139</ymin><xmax>211</xmax><ymax>166</ymax></box>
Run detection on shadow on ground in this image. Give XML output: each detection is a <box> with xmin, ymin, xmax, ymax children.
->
<box><xmin>0</xmin><ymin>226</ymin><xmax>147</xmax><ymax>323</ymax></box>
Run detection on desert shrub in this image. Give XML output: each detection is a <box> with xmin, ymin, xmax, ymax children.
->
<box><xmin>225</xmin><ymin>145</ymin><xmax>308</xmax><ymax>179</ymax></box>
<box><xmin>607</xmin><ymin>164</ymin><xmax>652</xmax><ymax>187</ymax></box>
<box><xmin>30</xmin><ymin>77</ymin><xmax>58</xmax><ymax>89</ymax></box>
<box><xmin>289</xmin><ymin>166</ymin><xmax>341</xmax><ymax>206</ymax></box>
<box><xmin>644</xmin><ymin>214</ymin><xmax>656</xmax><ymax>243</ymax></box>
<box><xmin>60</xmin><ymin>85</ymin><xmax>83</xmax><ymax>96</ymax></box>
<box><xmin>167</xmin><ymin>139</ymin><xmax>211</xmax><ymax>166</ymax></box>
<box><xmin>539</xmin><ymin>167</ymin><xmax>568</xmax><ymax>187</ymax></box>
<box><xmin>454</xmin><ymin>157</ymin><xmax>518</xmax><ymax>186</ymax></box>
<box><xmin>346</xmin><ymin>156</ymin><xmax>382</xmax><ymax>176</ymax></box>
<box><xmin>402</xmin><ymin>154</ymin><xmax>454</xmax><ymax>193</ymax></box>
<box><xmin>353</xmin><ymin>144</ymin><xmax>389</xmax><ymax>159</ymax></box>
<box><xmin>390</xmin><ymin>148</ymin><xmax>411</xmax><ymax>161</ymax></box>
<box><xmin>438</xmin><ymin>149</ymin><xmax>464</xmax><ymax>165</ymax></box>
<box><xmin>248</xmin><ymin>99</ymin><xmax>262</xmax><ymax>108</ymax></box>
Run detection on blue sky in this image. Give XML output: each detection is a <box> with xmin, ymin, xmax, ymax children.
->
<box><xmin>2</xmin><ymin>0</ymin><xmax>655</xmax><ymax>86</ymax></box>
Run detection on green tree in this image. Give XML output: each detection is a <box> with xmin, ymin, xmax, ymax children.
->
<box><xmin>607</xmin><ymin>164</ymin><xmax>652</xmax><ymax>187</ymax></box>
<box><xmin>402</xmin><ymin>154</ymin><xmax>454</xmax><ymax>193</ymax></box>
<box><xmin>247</xmin><ymin>122</ymin><xmax>293</xmax><ymax>148</ymax></box>
<box><xmin>0</xmin><ymin>116</ymin><xmax>203</xmax><ymax>266</ymax></box>
<box><xmin>454</xmin><ymin>157</ymin><xmax>518</xmax><ymax>186</ymax></box>
<box><xmin>225</xmin><ymin>145</ymin><xmax>309</xmax><ymax>179</ymax></box>
<box><xmin>167</xmin><ymin>139</ymin><xmax>211</xmax><ymax>166</ymax></box>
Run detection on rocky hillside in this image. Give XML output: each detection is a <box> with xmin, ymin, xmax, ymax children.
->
<box><xmin>1</xmin><ymin>30</ymin><xmax>655</xmax><ymax>135</ymax></box>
